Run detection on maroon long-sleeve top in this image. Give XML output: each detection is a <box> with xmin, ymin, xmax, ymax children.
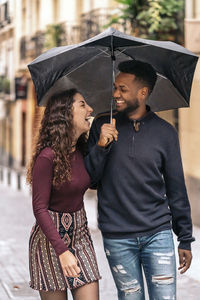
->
<box><xmin>32</xmin><ymin>147</ymin><xmax>91</xmax><ymax>256</ymax></box>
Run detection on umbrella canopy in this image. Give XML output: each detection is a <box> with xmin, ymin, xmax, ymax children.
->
<box><xmin>28</xmin><ymin>27</ymin><xmax>198</xmax><ymax>114</ymax></box>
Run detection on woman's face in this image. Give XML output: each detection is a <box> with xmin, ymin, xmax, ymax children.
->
<box><xmin>72</xmin><ymin>93</ymin><xmax>93</xmax><ymax>137</ymax></box>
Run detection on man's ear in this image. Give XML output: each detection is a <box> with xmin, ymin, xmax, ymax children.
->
<box><xmin>139</xmin><ymin>87</ymin><xmax>149</xmax><ymax>98</ymax></box>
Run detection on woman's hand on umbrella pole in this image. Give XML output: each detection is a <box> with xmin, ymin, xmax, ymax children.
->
<box><xmin>97</xmin><ymin>118</ymin><xmax>118</xmax><ymax>148</ymax></box>
<box><xmin>59</xmin><ymin>250</ymin><xmax>81</xmax><ymax>277</ymax></box>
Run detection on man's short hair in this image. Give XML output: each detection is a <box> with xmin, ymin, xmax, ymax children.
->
<box><xmin>118</xmin><ymin>60</ymin><xmax>157</xmax><ymax>95</ymax></box>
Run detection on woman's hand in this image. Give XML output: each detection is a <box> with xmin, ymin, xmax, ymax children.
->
<box><xmin>59</xmin><ymin>250</ymin><xmax>81</xmax><ymax>277</ymax></box>
<box><xmin>98</xmin><ymin>119</ymin><xmax>118</xmax><ymax>148</ymax></box>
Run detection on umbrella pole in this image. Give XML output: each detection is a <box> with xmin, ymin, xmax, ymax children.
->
<box><xmin>110</xmin><ymin>58</ymin><xmax>115</xmax><ymax>124</ymax></box>
<box><xmin>110</xmin><ymin>35</ymin><xmax>116</xmax><ymax>124</ymax></box>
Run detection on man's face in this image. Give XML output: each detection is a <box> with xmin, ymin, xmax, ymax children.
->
<box><xmin>113</xmin><ymin>72</ymin><xmax>143</xmax><ymax>114</ymax></box>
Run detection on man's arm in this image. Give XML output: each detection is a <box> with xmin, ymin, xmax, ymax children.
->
<box><xmin>84</xmin><ymin>118</ymin><xmax>118</xmax><ymax>187</ymax></box>
<box><xmin>163</xmin><ymin>129</ymin><xmax>194</xmax><ymax>273</ymax></box>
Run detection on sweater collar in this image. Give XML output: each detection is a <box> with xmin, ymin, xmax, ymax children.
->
<box><xmin>131</xmin><ymin>106</ymin><xmax>154</xmax><ymax>123</ymax></box>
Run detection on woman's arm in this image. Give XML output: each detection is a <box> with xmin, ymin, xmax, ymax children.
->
<box><xmin>32</xmin><ymin>155</ymin><xmax>81</xmax><ymax>277</ymax></box>
<box><xmin>32</xmin><ymin>155</ymin><xmax>68</xmax><ymax>256</ymax></box>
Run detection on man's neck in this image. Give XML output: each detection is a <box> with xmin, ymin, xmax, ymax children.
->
<box><xmin>128</xmin><ymin>105</ymin><xmax>148</xmax><ymax>120</ymax></box>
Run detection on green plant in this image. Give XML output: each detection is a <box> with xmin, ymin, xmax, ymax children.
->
<box><xmin>45</xmin><ymin>23</ymin><xmax>66</xmax><ymax>49</ymax></box>
<box><xmin>0</xmin><ymin>77</ymin><xmax>10</xmax><ymax>94</ymax></box>
<box><xmin>0</xmin><ymin>77</ymin><xmax>3</xmax><ymax>92</ymax></box>
<box><xmin>108</xmin><ymin>0</ymin><xmax>184</xmax><ymax>42</ymax></box>
<box><xmin>108</xmin><ymin>0</ymin><xmax>147</xmax><ymax>32</ymax></box>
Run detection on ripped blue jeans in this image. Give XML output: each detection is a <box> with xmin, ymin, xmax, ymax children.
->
<box><xmin>103</xmin><ymin>230</ymin><xmax>176</xmax><ymax>300</ymax></box>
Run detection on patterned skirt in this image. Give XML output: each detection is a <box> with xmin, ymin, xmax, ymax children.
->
<box><xmin>29</xmin><ymin>206</ymin><xmax>101</xmax><ymax>291</ymax></box>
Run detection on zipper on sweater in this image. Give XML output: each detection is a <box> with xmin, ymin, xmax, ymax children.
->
<box><xmin>129</xmin><ymin>134</ymin><xmax>135</xmax><ymax>157</ymax></box>
<box><xmin>129</xmin><ymin>121</ymin><xmax>142</xmax><ymax>157</ymax></box>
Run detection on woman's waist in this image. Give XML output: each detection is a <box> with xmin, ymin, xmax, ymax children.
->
<box><xmin>49</xmin><ymin>196</ymin><xmax>84</xmax><ymax>214</ymax></box>
<box><xmin>33</xmin><ymin>204</ymin><xmax>87</xmax><ymax>236</ymax></box>
<box><xmin>48</xmin><ymin>204</ymin><xmax>87</xmax><ymax>236</ymax></box>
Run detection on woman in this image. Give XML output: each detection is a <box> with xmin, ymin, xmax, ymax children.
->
<box><xmin>26</xmin><ymin>89</ymin><xmax>101</xmax><ymax>300</ymax></box>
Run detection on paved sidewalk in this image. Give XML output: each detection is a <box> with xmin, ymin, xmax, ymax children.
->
<box><xmin>0</xmin><ymin>184</ymin><xmax>200</xmax><ymax>299</ymax></box>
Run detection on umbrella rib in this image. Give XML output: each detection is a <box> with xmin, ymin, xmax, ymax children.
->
<box><xmin>81</xmin><ymin>46</ymin><xmax>111</xmax><ymax>57</ymax></box>
<box><xmin>64</xmin><ymin>50</ymin><xmax>109</xmax><ymax>76</ymax></box>
<box><xmin>156</xmin><ymin>73</ymin><xmax>168</xmax><ymax>80</ymax></box>
<box><xmin>115</xmin><ymin>48</ymin><xmax>127</xmax><ymax>57</ymax></box>
<box><xmin>118</xmin><ymin>45</ymin><xmax>151</xmax><ymax>50</ymax></box>
<box><xmin>98</xmin><ymin>48</ymin><xmax>111</xmax><ymax>57</ymax></box>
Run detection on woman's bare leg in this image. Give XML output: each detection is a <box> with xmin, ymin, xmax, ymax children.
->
<box><xmin>71</xmin><ymin>280</ymin><xmax>99</xmax><ymax>300</ymax></box>
<box><xmin>39</xmin><ymin>290</ymin><xmax>68</xmax><ymax>300</ymax></box>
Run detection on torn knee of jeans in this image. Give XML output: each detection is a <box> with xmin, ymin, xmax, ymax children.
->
<box><xmin>123</xmin><ymin>285</ymin><xmax>141</xmax><ymax>295</ymax></box>
<box><xmin>120</xmin><ymin>285</ymin><xmax>141</xmax><ymax>295</ymax></box>
<box><xmin>152</xmin><ymin>275</ymin><xmax>174</xmax><ymax>285</ymax></box>
<box><xmin>119</xmin><ymin>280</ymin><xmax>141</xmax><ymax>294</ymax></box>
<box><xmin>153</xmin><ymin>252</ymin><xmax>174</xmax><ymax>257</ymax></box>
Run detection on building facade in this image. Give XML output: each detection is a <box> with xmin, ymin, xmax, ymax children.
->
<box><xmin>0</xmin><ymin>0</ymin><xmax>15</xmax><ymax>184</ymax></box>
<box><xmin>0</xmin><ymin>0</ymin><xmax>200</xmax><ymax>227</ymax></box>
<box><xmin>0</xmin><ymin>0</ymin><xmax>117</xmax><ymax>190</ymax></box>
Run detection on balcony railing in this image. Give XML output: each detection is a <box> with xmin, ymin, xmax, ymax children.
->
<box><xmin>20</xmin><ymin>31</ymin><xmax>45</xmax><ymax>61</ymax></box>
<box><xmin>62</xmin><ymin>7</ymin><xmax>115</xmax><ymax>45</ymax></box>
<box><xmin>80</xmin><ymin>7</ymin><xmax>113</xmax><ymax>41</ymax></box>
<box><xmin>20</xmin><ymin>7</ymin><xmax>115</xmax><ymax>61</ymax></box>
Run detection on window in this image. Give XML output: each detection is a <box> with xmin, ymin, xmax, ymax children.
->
<box><xmin>0</xmin><ymin>1</ymin><xmax>10</xmax><ymax>26</ymax></box>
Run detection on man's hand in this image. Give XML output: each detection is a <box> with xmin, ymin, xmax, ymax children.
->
<box><xmin>97</xmin><ymin>118</ymin><xmax>118</xmax><ymax>148</ymax></box>
<box><xmin>178</xmin><ymin>248</ymin><xmax>192</xmax><ymax>274</ymax></box>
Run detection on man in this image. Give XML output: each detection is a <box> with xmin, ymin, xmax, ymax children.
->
<box><xmin>85</xmin><ymin>60</ymin><xmax>194</xmax><ymax>300</ymax></box>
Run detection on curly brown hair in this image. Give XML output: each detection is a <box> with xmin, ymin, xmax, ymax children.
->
<box><xmin>26</xmin><ymin>89</ymin><xmax>88</xmax><ymax>188</ymax></box>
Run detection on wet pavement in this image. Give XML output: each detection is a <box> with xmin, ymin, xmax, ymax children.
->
<box><xmin>0</xmin><ymin>184</ymin><xmax>200</xmax><ymax>300</ymax></box>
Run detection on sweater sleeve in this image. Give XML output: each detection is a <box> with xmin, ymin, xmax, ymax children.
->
<box><xmin>32</xmin><ymin>155</ymin><xmax>68</xmax><ymax>256</ymax></box>
<box><xmin>163</xmin><ymin>129</ymin><xmax>195</xmax><ymax>250</ymax></box>
<box><xmin>84</xmin><ymin>118</ymin><xmax>111</xmax><ymax>187</ymax></box>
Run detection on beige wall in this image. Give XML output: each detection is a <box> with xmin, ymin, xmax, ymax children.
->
<box><xmin>156</xmin><ymin>111</ymin><xmax>175</xmax><ymax>127</ymax></box>
<box><xmin>179</xmin><ymin>60</ymin><xmax>200</xmax><ymax>168</ymax></box>
<box><xmin>180</xmin><ymin>90</ymin><xmax>200</xmax><ymax>224</ymax></box>
<box><xmin>93</xmin><ymin>0</ymin><xmax>113</xmax><ymax>9</ymax></box>
<box><xmin>0</xmin><ymin>0</ymin><xmax>15</xmax><ymax>165</ymax></box>
<box><xmin>81</xmin><ymin>0</ymin><xmax>115</xmax><ymax>13</ymax></box>
<box><xmin>181</xmin><ymin>0</ymin><xmax>200</xmax><ymax>226</ymax></box>
<box><xmin>195</xmin><ymin>0</ymin><xmax>200</xmax><ymax>18</ymax></box>
<box><xmin>179</xmin><ymin>59</ymin><xmax>200</xmax><ymax>178</ymax></box>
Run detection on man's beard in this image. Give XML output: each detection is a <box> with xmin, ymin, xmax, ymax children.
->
<box><xmin>118</xmin><ymin>98</ymin><xmax>140</xmax><ymax>116</ymax></box>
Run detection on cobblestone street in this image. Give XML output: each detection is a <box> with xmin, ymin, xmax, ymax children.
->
<box><xmin>0</xmin><ymin>184</ymin><xmax>200</xmax><ymax>300</ymax></box>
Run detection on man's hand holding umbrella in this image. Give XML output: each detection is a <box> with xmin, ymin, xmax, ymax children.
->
<box><xmin>97</xmin><ymin>119</ymin><xmax>118</xmax><ymax>148</ymax></box>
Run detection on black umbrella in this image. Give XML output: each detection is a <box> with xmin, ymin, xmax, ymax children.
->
<box><xmin>28</xmin><ymin>27</ymin><xmax>198</xmax><ymax>116</ymax></box>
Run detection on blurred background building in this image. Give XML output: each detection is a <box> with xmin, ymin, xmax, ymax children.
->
<box><xmin>181</xmin><ymin>0</ymin><xmax>200</xmax><ymax>226</ymax></box>
<box><xmin>0</xmin><ymin>0</ymin><xmax>199</xmax><ymax>226</ymax></box>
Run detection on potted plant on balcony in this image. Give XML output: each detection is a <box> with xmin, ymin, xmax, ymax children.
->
<box><xmin>45</xmin><ymin>23</ymin><xmax>66</xmax><ymax>49</ymax></box>
<box><xmin>108</xmin><ymin>0</ymin><xmax>184</xmax><ymax>43</ymax></box>
<box><xmin>0</xmin><ymin>76</ymin><xmax>10</xmax><ymax>95</ymax></box>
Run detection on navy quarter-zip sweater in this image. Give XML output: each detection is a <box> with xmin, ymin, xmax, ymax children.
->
<box><xmin>84</xmin><ymin>110</ymin><xmax>194</xmax><ymax>250</ymax></box>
